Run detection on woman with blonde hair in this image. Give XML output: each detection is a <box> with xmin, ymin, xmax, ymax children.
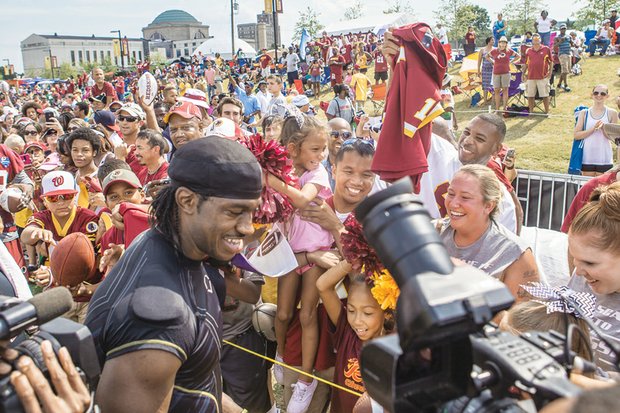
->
<box><xmin>567</xmin><ymin>181</ymin><xmax>620</xmax><ymax>371</ymax></box>
<box><xmin>439</xmin><ymin>164</ymin><xmax>539</xmax><ymax>300</ymax></box>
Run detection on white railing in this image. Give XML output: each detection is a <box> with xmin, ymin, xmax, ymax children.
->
<box><xmin>514</xmin><ymin>170</ymin><xmax>591</xmax><ymax>231</ymax></box>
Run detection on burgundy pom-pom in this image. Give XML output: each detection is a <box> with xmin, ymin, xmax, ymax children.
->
<box><xmin>244</xmin><ymin>134</ymin><xmax>297</xmax><ymax>224</ymax></box>
<box><xmin>341</xmin><ymin>214</ymin><xmax>384</xmax><ymax>279</ymax></box>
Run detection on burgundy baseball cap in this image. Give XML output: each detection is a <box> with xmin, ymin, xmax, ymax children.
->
<box><xmin>163</xmin><ymin>101</ymin><xmax>203</xmax><ymax>123</ymax></box>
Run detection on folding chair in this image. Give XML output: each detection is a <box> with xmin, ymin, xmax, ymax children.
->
<box><xmin>506</xmin><ymin>72</ymin><xmax>527</xmax><ymax>107</ymax></box>
<box><xmin>369</xmin><ymin>83</ymin><xmax>387</xmax><ymax>115</ymax></box>
<box><xmin>457</xmin><ymin>72</ymin><xmax>482</xmax><ymax>99</ymax></box>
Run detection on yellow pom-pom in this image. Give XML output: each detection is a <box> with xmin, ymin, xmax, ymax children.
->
<box><xmin>370</xmin><ymin>270</ymin><xmax>400</xmax><ymax>311</ymax></box>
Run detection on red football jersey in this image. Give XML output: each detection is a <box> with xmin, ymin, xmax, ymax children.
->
<box><xmin>136</xmin><ymin>161</ymin><xmax>169</xmax><ymax>186</ymax></box>
<box><xmin>371</xmin><ymin>23</ymin><xmax>447</xmax><ymax>193</ymax></box>
<box><xmin>91</xmin><ymin>82</ymin><xmax>117</xmax><ymax>101</ymax></box>
<box><xmin>373</xmin><ymin>49</ymin><xmax>388</xmax><ymax>73</ymax></box>
<box><xmin>26</xmin><ymin>206</ymin><xmax>99</xmax><ymax>244</ymax></box>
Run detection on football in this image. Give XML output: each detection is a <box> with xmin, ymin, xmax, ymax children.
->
<box><xmin>0</xmin><ymin>81</ymin><xmax>8</xmax><ymax>93</ymax></box>
<box><xmin>50</xmin><ymin>232</ymin><xmax>96</xmax><ymax>287</ymax></box>
<box><xmin>0</xmin><ymin>187</ymin><xmax>25</xmax><ymax>213</ymax></box>
<box><xmin>252</xmin><ymin>302</ymin><xmax>277</xmax><ymax>342</ymax></box>
<box><xmin>138</xmin><ymin>72</ymin><xmax>158</xmax><ymax>106</ymax></box>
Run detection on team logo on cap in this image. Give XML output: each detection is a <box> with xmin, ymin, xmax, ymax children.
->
<box><xmin>51</xmin><ymin>175</ymin><xmax>65</xmax><ymax>187</ymax></box>
<box><xmin>109</xmin><ymin>170</ymin><xmax>123</xmax><ymax>179</ymax></box>
<box><xmin>86</xmin><ymin>222</ymin><xmax>98</xmax><ymax>233</ymax></box>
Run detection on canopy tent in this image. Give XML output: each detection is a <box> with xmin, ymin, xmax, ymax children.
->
<box><xmin>323</xmin><ymin>13</ymin><xmax>416</xmax><ymax>37</ymax></box>
<box><xmin>193</xmin><ymin>38</ymin><xmax>257</xmax><ymax>60</ymax></box>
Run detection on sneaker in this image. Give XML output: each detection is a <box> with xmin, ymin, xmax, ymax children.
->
<box><xmin>564</xmin><ymin>86</ymin><xmax>571</xmax><ymax>92</ymax></box>
<box><xmin>287</xmin><ymin>379</ymin><xmax>318</xmax><ymax>413</ymax></box>
<box><xmin>273</xmin><ymin>352</ymin><xmax>284</xmax><ymax>385</ymax></box>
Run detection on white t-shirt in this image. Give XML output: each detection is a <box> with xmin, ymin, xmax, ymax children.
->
<box><xmin>536</xmin><ymin>17</ymin><xmax>553</xmax><ymax>33</ymax></box>
<box><xmin>419</xmin><ymin>134</ymin><xmax>518</xmax><ymax>233</ymax></box>
<box><xmin>286</xmin><ymin>53</ymin><xmax>300</xmax><ymax>73</ymax></box>
<box><xmin>437</xmin><ymin>27</ymin><xmax>448</xmax><ymax>44</ymax></box>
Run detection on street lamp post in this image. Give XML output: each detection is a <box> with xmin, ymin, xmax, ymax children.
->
<box><xmin>110</xmin><ymin>30</ymin><xmax>124</xmax><ymax>69</ymax></box>
<box><xmin>48</xmin><ymin>49</ymin><xmax>55</xmax><ymax>79</ymax></box>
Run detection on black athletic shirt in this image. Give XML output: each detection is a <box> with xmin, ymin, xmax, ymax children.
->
<box><xmin>85</xmin><ymin>229</ymin><xmax>222</xmax><ymax>413</ymax></box>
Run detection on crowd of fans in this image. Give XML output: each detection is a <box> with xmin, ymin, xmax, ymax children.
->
<box><xmin>0</xmin><ymin>15</ymin><xmax>617</xmax><ymax>413</ymax></box>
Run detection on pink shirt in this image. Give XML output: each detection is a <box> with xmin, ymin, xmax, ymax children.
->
<box><xmin>204</xmin><ymin>69</ymin><xmax>216</xmax><ymax>85</ymax></box>
<box><xmin>287</xmin><ymin>164</ymin><xmax>334</xmax><ymax>252</ymax></box>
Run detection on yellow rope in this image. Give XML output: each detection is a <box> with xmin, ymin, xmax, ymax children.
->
<box><xmin>222</xmin><ymin>339</ymin><xmax>363</xmax><ymax>398</ymax></box>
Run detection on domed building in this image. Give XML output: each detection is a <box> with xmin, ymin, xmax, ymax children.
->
<box><xmin>143</xmin><ymin>10</ymin><xmax>211</xmax><ymax>59</ymax></box>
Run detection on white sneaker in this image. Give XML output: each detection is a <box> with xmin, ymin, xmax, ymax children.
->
<box><xmin>273</xmin><ymin>352</ymin><xmax>284</xmax><ymax>385</ymax></box>
<box><xmin>287</xmin><ymin>379</ymin><xmax>317</xmax><ymax>413</ymax></box>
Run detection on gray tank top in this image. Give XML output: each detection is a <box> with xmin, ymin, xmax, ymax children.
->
<box><xmin>440</xmin><ymin>219</ymin><xmax>530</xmax><ymax>280</ymax></box>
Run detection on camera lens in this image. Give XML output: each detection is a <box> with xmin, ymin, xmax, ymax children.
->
<box><xmin>355</xmin><ymin>177</ymin><xmax>453</xmax><ymax>288</ymax></box>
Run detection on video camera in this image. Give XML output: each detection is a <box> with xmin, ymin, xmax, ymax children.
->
<box><xmin>354</xmin><ymin>178</ymin><xmax>616</xmax><ymax>413</ymax></box>
<box><xmin>0</xmin><ymin>288</ymin><xmax>100</xmax><ymax>413</ymax></box>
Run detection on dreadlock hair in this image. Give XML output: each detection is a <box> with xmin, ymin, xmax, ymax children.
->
<box><xmin>149</xmin><ymin>183</ymin><xmax>210</xmax><ymax>252</ymax></box>
<box><xmin>149</xmin><ymin>183</ymin><xmax>182</xmax><ymax>249</ymax></box>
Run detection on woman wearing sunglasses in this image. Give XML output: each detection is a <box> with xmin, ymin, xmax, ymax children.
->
<box><xmin>16</xmin><ymin>122</ymin><xmax>42</xmax><ymax>144</ymax></box>
<box><xmin>574</xmin><ymin>84</ymin><xmax>619</xmax><ymax>177</ymax></box>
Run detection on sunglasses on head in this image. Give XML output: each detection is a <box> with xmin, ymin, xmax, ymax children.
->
<box><xmin>342</xmin><ymin>137</ymin><xmax>375</xmax><ymax>148</ymax></box>
<box><xmin>44</xmin><ymin>194</ymin><xmax>73</xmax><ymax>203</ymax></box>
<box><xmin>593</xmin><ymin>91</ymin><xmax>608</xmax><ymax>96</ymax></box>
<box><xmin>330</xmin><ymin>131</ymin><xmax>352</xmax><ymax>139</ymax></box>
<box><xmin>117</xmin><ymin>115</ymin><xmax>138</xmax><ymax>123</ymax></box>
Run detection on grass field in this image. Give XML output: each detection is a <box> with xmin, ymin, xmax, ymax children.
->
<box><xmin>307</xmin><ymin>54</ymin><xmax>620</xmax><ymax>173</ymax></box>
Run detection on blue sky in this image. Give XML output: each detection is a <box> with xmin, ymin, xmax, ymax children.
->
<box><xmin>1</xmin><ymin>0</ymin><xmax>575</xmax><ymax>72</ymax></box>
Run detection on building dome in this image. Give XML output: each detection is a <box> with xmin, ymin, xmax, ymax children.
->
<box><xmin>152</xmin><ymin>10</ymin><xmax>199</xmax><ymax>25</ymax></box>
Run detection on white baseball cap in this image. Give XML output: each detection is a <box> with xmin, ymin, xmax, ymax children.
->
<box><xmin>41</xmin><ymin>171</ymin><xmax>78</xmax><ymax>196</ymax></box>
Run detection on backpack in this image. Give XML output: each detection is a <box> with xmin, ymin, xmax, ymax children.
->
<box><xmin>470</xmin><ymin>91</ymin><xmax>481</xmax><ymax>107</ymax></box>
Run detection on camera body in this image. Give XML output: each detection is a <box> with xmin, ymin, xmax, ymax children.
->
<box><xmin>0</xmin><ymin>294</ymin><xmax>100</xmax><ymax>413</ymax></box>
<box><xmin>355</xmin><ymin>178</ymin><xmax>582</xmax><ymax>412</ymax></box>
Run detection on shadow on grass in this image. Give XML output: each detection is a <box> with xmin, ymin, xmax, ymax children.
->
<box><xmin>505</xmin><ymin>114</ymin><xmax>548</xmax><ymax>142</ymax></box>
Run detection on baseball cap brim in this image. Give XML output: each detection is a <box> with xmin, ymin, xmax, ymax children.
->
<box><xmin>103</xmin><ymin>178</ymin><xmax>141</xmax><ymax>196</ymax></box>
<box><xmin>178</xmin><ymin>96</ymin><xmax>209</xmax><ymax>109</ymax></box>
<box><xmin>42</xmin><ymin>189</ymin><xmax>78</xmax><ymax>197</ymax></box>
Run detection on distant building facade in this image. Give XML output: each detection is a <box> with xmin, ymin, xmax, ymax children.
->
<box><xmin>142</xmin><ymin>9</ymin><xmax>211</xmax><ymax>59</ymax></box>
<box><xmin>21</xmin><ymin>33</ymin><xmax>145</xmax><ymax>75</ymax></box>
<box><xmin>238</xmin><ymin>12</ymin><xmax>280</xmax><ymax>51</ymax></box>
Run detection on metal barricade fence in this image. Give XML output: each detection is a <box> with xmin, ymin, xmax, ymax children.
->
<box><xmin>514</xmin><ymin>170</ymin><xmax>591</xmax><ymax>231</ymax></box>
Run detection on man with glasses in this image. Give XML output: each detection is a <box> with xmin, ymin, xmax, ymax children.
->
<box><xmin>524</xmin><ymin>33</ymin><xmax>553</xmax><ymax>114</ymax></box>
<box><xmin>323</xmin><ymin>117</ymin><xmax>353</xmax><ymax>190</ymax></box>
<box><xmin>114</xmin><ymin>103</ymin><xmax>145</xmax><ymax>175</ymax></box>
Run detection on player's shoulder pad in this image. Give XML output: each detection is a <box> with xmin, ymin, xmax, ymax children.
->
<box><xmin>131</xmin><ymin>286</ymin><xmax>189</xmax><ymax>324</ymax></box>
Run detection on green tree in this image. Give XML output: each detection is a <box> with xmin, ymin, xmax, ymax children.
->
<box><xmin>293</xmin><ymin>7</ymin><xmax>325</xmax><ymax>42</ymax></box>
<box><xmin>574</xmin><ymin>0</ymin><xmax>620</xmax><ymax>22</ymax></box>
<box><xmin>343</xmin><ymin>0</ymin><xmax>365</xmax><ymax>21</ymax></box>
<box><xmin>501</xmin><ymin>0</ymin><xmax>547</xmax><ymax>37</ymax></box>
<box><xmin>433</xmin><ymin>0</ymin><xmax>471</xmax><ymax>45</ymax></box>
<box><xmin>464</xmin><ymin>5</ymin><xmax>493</xmax><ymax>45</ymax></box>
<box><xmin>383</xmin><ymin>0</ymin><xmax>414</xmax><ymax>14</ymax></box>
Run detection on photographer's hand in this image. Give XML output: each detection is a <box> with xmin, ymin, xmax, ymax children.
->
<box><xmin>10</xmin><ymin>340</ymin><xmax>91</xmax><ymax>413</ymax></box>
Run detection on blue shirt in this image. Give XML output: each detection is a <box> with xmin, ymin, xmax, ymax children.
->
<box><xmin>235</xmin><ymin>86</ymin><xmax>261</xmax><ymax>124</ymax></box>
<box><xmin>558</xmin><ymin>34</ymin><xmax>572</xmax><ymax>55</ymax></box>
